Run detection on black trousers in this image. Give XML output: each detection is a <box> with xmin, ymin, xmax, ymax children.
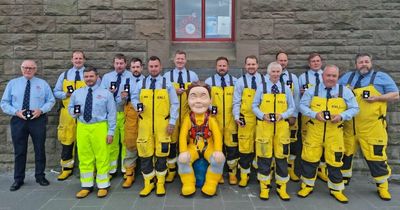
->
<box><xmin>10</xmin><ymin>115</ymin><xmax>47</xmax><ymax>183</ymax></box>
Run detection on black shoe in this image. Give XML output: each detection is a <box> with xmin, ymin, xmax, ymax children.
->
<box><xmin>10</xmin><ymin>181</ymin><xmax>24</xmax><ymax>191</ymax></box>
<box><xmin>36</xmin><ymin>177</ymin><xmax>50</xmax><ymax>186</ymax></box>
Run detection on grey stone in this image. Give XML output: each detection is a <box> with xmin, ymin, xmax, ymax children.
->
<box><xmin>0</xmin><ymin>45</ymin><xmax>13</xmax><ymax>59</ymax></box>
<box><xmin>24</xmin><ymin>5</ymin><xmax>43</xmax><ymax>16</ymax></box>
<box><xmin>56</xmin><ymin>16</ymin><xmax>89</xmax><ymax>24</ymax></box>
<box><xmin>362</xmin><ymin>18</ymin><xmax>392</xmax><ymax>30</ymax></box>
<box><xmin>274</xmin><ymin>24</ymin><xmax>313</xmax><ymax>39</ymax></box>
<box><xmin>312</xmin><ymin>0</ymin><xmax>357</xmax><ymax>10</ymax></box>
<box><xmin>113</xmin><ymin>0</ymin><xmax>158</xmax><ymax>10</ymax></box>
<box><xmin>72</xmin><ymin>33</ymin><xmax>105</xmax><ymax>40</ymax></box>
<box><xmin>374</xmin><ymin>30</ymin><xmax>400</xmax><ymax>45</ymax></box>
<box><xmin>91</xmin><ymin>11</ymin><xmax>122</xmax><ymax>24</ymax></box>
<box><xmin>0</xmin><ymin>5</ymin><xmax>24</xmax><ymax>15</ymax></box>
<box><xmin>38</xmin><ymin>34</ymin><xmax>70</xmax><ymax>51</ymax></box>
<box><xmin>44</xmin><ymin>0</ymin><xmax>78</xmax><ymax>16</ymax></box>
<box><xmin>327</xmin><ymin>11</ymin><xmax>362</xmax><ymax>30</ymax></box>
<box><xmin>286</xmin><ymin>0</ymin><xmax>313</xmax><ymax>11</ymax></box>
<box><xmin>71</xmin><ymin>40</ymin><xmax>95</xmax><ymax>51</ymax></box>
<box><xmin>8</xmin><ymin>16</ymin><xmax>56</xmax><ymax>33</ymax></box>
<box><xmin>0</xmin><ymin>0</ymin><xmax>15</xmax><ymax>4</ymax></box>
<box><xmin>123</xmin><ymin>10</ymin><xmax>158</xmax><ymax>20</ymax></box>
<box><xmin>239</xmin><ymin>19</ymin><xmax>273</xmax><ymax>39</ymax></box>
<box><xmin>80</xmin><ymin>24</ymin><xmax>105</xmax><ymax>33</ymax></box>
<box><xmin>16</xmin><ymin>0</ymin><xmax>42</xmax><ymax>4</ymax></box>
<box><xmin>106</xmin><ymin>24</ymin><xmax>135</xmax><ymax>40</ymax></box>
<box><xmin>117</xmin><ymin>40</ymin><xmax>147</xmax><ymax>51</ymax></box>
<box><xmin>135</xmin><ymin>20</ymin><xmax>165</xmax><ymax>39</ymax></box>
<box><xmin>78</xmin><ymin>0</ymin><xmax>112</xmax><ymax>10</ymax></box>
<box><xmin>14</xmin><ymin>51</ymin><xmax>53</xmax><ymax>59</ymax></box>
<box><xmin>250</xmin><ymin>0</ymin><xmax>288</xmax><ymax>12</ymax></box>
<box><xmin>295</xmin><ymin>11</ymin><xmax>329</xmax><ymax>24</ymax></box>
<box><xmin>56</xmin><ymin>24</ymin><xmax>81</xmax><ymax>33</ymax></box>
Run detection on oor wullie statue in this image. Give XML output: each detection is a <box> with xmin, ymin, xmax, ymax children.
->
<box><xmin>164</xmin><ymin>50</ymin><xmax>199</xmax><ymax>183</ymax></box>
<box><xmin>298</xmin><ymin>65</ymin><xmax>359</xmax><ymax>203</ymax></box>
<box><xmin>205</xmin><ymin>56</ymin><xmax>238</xmax><ymax>185</ymax></box>
<box><xmin>132</xmin><ymin>56</ymin><xmax>179</xmax><ymax>197</ymax></box>
<box><xmin>53</xmin><ymin>50</ymin><xmax>86</xmax><ymax>181</ymax></box>
<box><xmin>339</xmin><ymin>53</ymin><xmax>399</xmax><ymax>200</ymax></box>
<box><xmin>178</xmin><ymin>81</ymin><xmax>225</xmax><ymax>197</ymax></box>
<box><xmin>252</xmin><ymin>62</ymin><xmax>295</xmax><ymax>200</ymax></box>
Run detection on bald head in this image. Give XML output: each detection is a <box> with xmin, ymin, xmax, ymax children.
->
<box><xmin>322</xmin><ymin>64</ymin><xmax>339</xmax><ymax>88</ymax></box>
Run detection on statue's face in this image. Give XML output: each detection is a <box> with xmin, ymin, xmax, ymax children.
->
<box><xmin>188</xmin><ymin>86</ymin><xmax>211</xmax><ymax>114</ymax></box>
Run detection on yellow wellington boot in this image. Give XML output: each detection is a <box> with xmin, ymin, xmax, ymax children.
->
<box><xmin>139</xmin><ymin>172</ymin><xmax>155</xmax><ymax>197</ymax></box>
<box><xmin>156</xmin><ymin>174</ymin><xmax>166</xmax><ymax>196</ymax></box>
<box><xmin>122</xmin><ymin>167</ymin><xmax>135</xmax><ymax>188</ymax></box>
<box><xmin>238</xmin><ymin>173</ymin><xmax>249</xmax><ymax>187</ymax></box>
<box><xmin>228</xmin><ymin>167</ymin><xmax>238</xmax><ymax>185</ymax></box>
<box><xmin>297</xmin><ymin>183</ymin><xmax>313</xmax><ymax>198</ymax></box>
<box><xmin>259</xmin><ymin>180</ymin><xmax>270</xmax><ymax>200</ymax></box>
<box><xmin>201</xmin><ymin>172</ymin><xmax>221</xmax><ymax>197</ymax></box>
<box><xmin>277</xmin><ymin>183</ymin><xmax>290</xmax><ymax>201</ymax></box>
<box><xmin>180</xmin><ymin>173</ymin><xmax>196</xmax><ymax>196</ymax></box>
<box><xmin>58</xmin><ymin>167</ymin><xmax>73</xmax><ymax>181</ymax></box>
<box><xmin>317</xmin><ymin>165</ymin><xmax>328</xmax><ymax>182</ymax></box>
<box><xmin>330</xmin><ymin>190</ymin><xmax>349</xmax><ymax>203</ymax></box>
<box><xmin>377</xmin><ymin>181</ymin><xmax>391</xmax><ymax>201</ymax></box>
<box><xmin>288</xmin><ymin>159</ymin><xmax>299</xmax><ymax>182</ymax></box>
<box><xmin>76</xmin><ymin>188</ymin><xmax>92</xmax><ymax>199</ymax></box>
<box><xmin>165</xmin><ymin>163</ymin><xmax>177</xmax><ymax>183</ymax></box>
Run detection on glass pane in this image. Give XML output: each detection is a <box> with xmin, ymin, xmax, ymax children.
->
<box><xmin>205</xmin><ymin>0</ymin><xmax>232</xmax><ymax>39</ymax></box>
<box><xmin>175</xmin><ymin>0</ymin><xmax>202</xmax><ymax>39</ymax></box>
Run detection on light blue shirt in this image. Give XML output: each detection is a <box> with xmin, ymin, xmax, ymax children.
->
<box><xmin>68</xmin><ymin>84</ymin><xmax>116</xmax><ymax>135</ymax></box>
<box><xmin>100</xmin><ymin>70</ymin><xmax>135</xmax><ymax>111</ymax></box>
<box><xmin>298</xmin><ymin>69</ymin><xmax>323</xmax><ymax>94</ymax></box>
<box><xmin>163</xmin><ymin>68</ymin><xmax>199</xmax><ymax>83</ymax></box>
<box><xmin>205</xmin><ymin>73</ymin><xmax>237</xmax><ymax>87</ymax></box>
<box><xmin>232</xmin><ymin>72</ymin><xmax>264</xmax><ymax>120</ymax></box>
<box><xmin>300</xmin><ymin>83</ymin><xmax>359</xmax><ymax>121</ymax></box>
<box><xmin>1</xmin><ymin>76</ymin><xmax>55</xmax><ymax>116</ymax></box>
<box><xmin>339</xmin><ymin>69</ymin><xmax>399</xmax><ymax>94</ymax></box>
<box><xmin>252</xmin><ymin>78</ymin><xmax>295</xmax><ymax>120</ymax></box>
<box><xmin>53</xmin><ymin>66</ymin><xmax>85</xmax><ymax>100</ymax></box>
<box><xmin>131</xmin><ymin>75</ymin><xmax>180</xmax><ymax>125</ymax></box>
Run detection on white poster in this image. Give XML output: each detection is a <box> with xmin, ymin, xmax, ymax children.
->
<box><xmin>217</xmin><ymin>16</ymin><xmax>231</xmax><ymax>36</ymax></box>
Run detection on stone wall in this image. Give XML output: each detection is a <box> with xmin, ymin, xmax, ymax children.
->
<box><xmin>0</xmin><ymin>0</ymin><xmax>399</xmax><ymax>176</ymax></box>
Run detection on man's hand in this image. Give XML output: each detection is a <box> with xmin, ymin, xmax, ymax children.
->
<box><xmin>106</xmin><ymin>135</ymin><xmax>113</xmax><ymax>144</ymax></box>
<box><xmin>31</xmin><ymin>109</ymin><xmax>42</xmax><ymax>119</ymax></box>
<box><xmin>288</xmin><ymin>117</ymin><xmax>297</xmax><ymax>126</ymax></box>
<box><xmin>235</xmin><ymin>119</ymin><xmax>245</xmax><ymax>127</ymax></box>
<box><xmin>176</xmin><ymin>88</ymin><xmax>185</xmax><ymax>95</ymax></box>
<box><xmin>166</xmin><ymin>124</ymin><xmax>175</xmax><ymax>135</ymax></box>
<box><xmin>331</xmin><ymin>114</ymin><xmax>342</xmax><ymax>123</ymax></box>
<box><xmin>365</xmin><ymin>96</ymin><xmax>379</xmax><ymax>103</ymax></box>
<box><xmin>178</xmin><ymin>151</ymin><xmax>191</xmax><ymax>163</ymax></box>
<box><xmin>315</xmin><ymin>112</ymin><xmax>326</xmax><ymax>122</ymax></box>
<box><xmin>120</xmin><ymin>91</ymin><xmax>129</xmax><ymax>99</ymax></box>
<box><xmin>16</xmin><ymin>110</ymin><xmax>27</xmax><ymax>120</ymax></box>
<box><xmin>212</xmin><ymin>151</ymin><xmax>225</xmax><ymax>163</ymax></box>
<box><xmin>66</xmin><ymin>92</ymin><xmax>72</xmax><ymax>97</ymax></box>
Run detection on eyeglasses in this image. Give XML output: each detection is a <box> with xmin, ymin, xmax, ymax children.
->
<box><xmin>22</xmin><ymin>66</ymin><xmax>36</xmax><ymax>71</ymax></box>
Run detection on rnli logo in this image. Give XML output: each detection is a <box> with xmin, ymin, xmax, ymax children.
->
<box><xmin>227</xmin><ymin>93</ymin><xmax>232</xmax><ymax>96</ymax></box>
<box><xmin>277</xmin><ymin>101</ymin><xmax>286</xmax><ymax>104</ymax></box>
<box><xmin>157</xmin><ymin>96</ymin><xmax>165</xmax><ymax>99</ymax></box>
<box><xmin>143</xmin><ymin>96</ymin><xmax>149</xmax><ymax>99</ymax></box>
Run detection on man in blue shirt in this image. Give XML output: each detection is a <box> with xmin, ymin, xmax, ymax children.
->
<box><xmin>339</xmin><ymin>53</ymin><xmax>399</xmax><ymax>200</ymax></box>
<box><xmin>1</xmin><ymin>60</ymin><xmax>56</xmax><ymax>191</ymax></box>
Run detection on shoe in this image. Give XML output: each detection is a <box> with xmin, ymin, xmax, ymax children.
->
<box><xmin>156</xmin><ymin>175</ymin><xmax>166</xmax><ymax>196</ymax></box>
<box><xmin>377</xmin><ymin>181</ymin><xmax>391</xmax><ymax>201</ymax></box>
<box><xmin>140</xmin><ymin>173</ymin><xmax>155</xmax><ymax>197</ymax></box>
<box><xmin>36</xmin><ymin>177</ymin><xmax>50</xmax><ymax>186</ymax></box>
<box><xmin>122</xmin><ymin>167</ymin><xmax>135</xmax><ymax>188</ymax></box>
<box><xmin>276</xmin><ymin>184</ymin><xmax>291</xmax><ymax>201</ymax></box>
<box><xmin>238</xmin><ymin>173</ymin><xmax>249</xmax><ymax>188</ymax></box>
<box><xmin>297</xmin><ymin>183</ymin><xmax>313</xmax><ymax>198</ymax></box>
<box><xmin>97</xmin><ymin>188</ymin><xmax>108</xmax><ymax>198</ymax></box>
<box><xmin>76</xmin><ymin>188</ymin><xmax>93</xmax><ymax>199</ymax></box>
<box><xmin>10</xmin><ymin>181</ymin><xmax>24</xmax><ymax>191</ymax></box>
<box><xmin>229</xmin><ymin>173</ymin><xmax>238</xmax><ymax>185</ymax></box>
<box><xmin>57</xmin><ymin>169</ymin><xmax>73</xmax><ymax>181</ymax></box>
<box><xmin>218</xmin><ymin>176</ymin><xmax>225</xmax><ymax>184</ymax></box>
<box><xmin>330</xmin><ymin>190</ymin><xmax>349</xmax><ymax>204</ymax></box>
<box><xmin>259</xmin><ymin>180</ymin><xmax>270</xmax><ymax>200</ymax></box>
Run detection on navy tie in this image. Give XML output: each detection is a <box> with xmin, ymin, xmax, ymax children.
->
<box><xmin>22</xmin><ymin>80</ymin><xmax>30</xmax><ymax>110</ymax></box>
<box><xmin>354</xmin><ymin>75</ymin><xmax>364</xmax><ymax>89</ymax></box>
<box><xmin>272</xmin><ymin>84</ymin><xmax>280</xmax><ymax>94</ymax></box>
<box><xmin>114</xmin><ymin>73</ymin><xmax>122</xmax><ymax>98</ymax></box>
<box><xmin>75</xmin><ymin>70</ymin><xmax>81</xmax><ymax>81</ymax></box>
<box><xmin>251</xmin><ymin>76</ymin><xmax>257</xmax><ymax>90</ymax></box>
<box><xmin>83</xmin><ymin>88</ymin><xmax>93</xmax><ymax>122</ymax></box>
<box><xmin>177</xmin><ymin>71</ymin><xmax>184</xmax><ymax>87</ymax></box>
<box><xmin>221</xmin><ymin>76</ymin><xmax>227</xmax><ymax>88</ymax></box>
<box><xmin>314</xmin><ymin>72</ymin><xmax>320</xmax><ymax>87</ymax></box>
<box><xmin>150</xmin><ymin>78</ymin><xmax>156</xmax><ymax>90</ymax></box>
<box><xmin>326</xmin><ymin>87</ymin><xmax>332</xmax><ymax>99</ymax></box>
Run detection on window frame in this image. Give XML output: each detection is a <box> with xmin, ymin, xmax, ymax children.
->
<box><xmin>171</xmin><ymin>0</ymin><xmax>235</xmax><ymax>42</ymax></box>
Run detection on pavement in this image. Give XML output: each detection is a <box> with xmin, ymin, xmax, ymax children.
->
<box><xmin>0</xmin><ymin>170</ymin><xmax>399</xmax><ymax>210</ymax></box>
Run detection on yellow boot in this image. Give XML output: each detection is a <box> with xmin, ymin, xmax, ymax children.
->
<box><xmin>165</xmin><ymin>163</ymin><xmax>177</xmax><ymax>183</ymax></box>
<box><xmin>259</xmin><ymin>180</ymin><xmax>270</xmax><ymax>200</ymax></box>
<box><xmin>122</xmin><ymin>167</ymin><xmax>135</xmax><ymax>188</ymax></box>
<box><xmin>76</xmin><ymin>188</ymin><xmax>92</xmax><ymax>199</ymax></box>
<box><xmin>238</xmin><ymin>173</ymin><xmax>249</xmax><ymax>187</ymax></box>
<box><xmin>58</xmin><ymin>168</ymin><xmax>73</xmax><ymax>181</ymax></box>
<box><xmin>228</xmin><ymin>167</ymin><xmax>238</xmax><ymax>185</ymax></box>
<box><xmin>156</xmin><ymin>172</ymin><xmax>166</xmax><ymax>196</ymax></box>
<box><xmin>297</xmin><ymin>183</ymin><xmax>313</xmax><ymax>198</ymax></box>
<box><xmin>180</xmin><ymin>173</ymin><xmax>196</xmax><ymax>196</ymax></box>
<box><xmin>201</xmin><ymin>171</ymin><xmax>221</xmax><ymax>197</ymax></box>
<box><xmin>330</xmin><ymin>190</ymin><xmax>349</xmax><ymax>203</ymax></box>
<box><xmin>139</xmin><ymin>172</ymin><xmax>155</xmax><ymax>197</ymax></box>
<box><xmin>288</xmin><ymin>159</ymin><xmax>299</xmax><ymax>182</ymax></box>
<box><xmin>317</xmin><ymin>164</ymin><xmax>328</xmax><ymax>182</ymax></box>
<box><xmin>97</xmin><ymin>188</ymin><xmax>108</xmax><ymax>198</ymax></box>
<box><xmin>277</xmin><ymin>183</ymin><xmax>290</xmax><ymax>201</ymax></box>
<box><xmin>377</xmin><ymin>181</ymin><xmax>391</xmax><ymax>201</ymax></box>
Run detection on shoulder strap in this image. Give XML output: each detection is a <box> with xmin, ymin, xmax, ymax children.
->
<box><xmin>170</xmin><ymin>70</ymin><xmax>174</xmax><ymax>82</ymax></box>
<box><xmin>338</xmin><ymin>85</ymin><xmax>343</xmax><ymax>98</ymax></box>
<box><xmin>229</xmin><ymin>74</ymin><xmax>233</xmax><ymax>86</ymax></box>
<box><xmin>162</xmin><ymin>77</ymin><xmax>166</xmax><ymax>89</ymax></box>
<box><xmin>280</xmin><ymin>81</ymin><xmax>286</xmax><ymax>94</ymax></box>
<box><xmin>289</xmin><ymin>72</ymin><xmax>293</xmax><ymax>81</ymax></box>
<box><xmin>369</xmin><ymin>71</ymin><xmax>378</xmax><ymax>85</ymax></box>
<box><xmin>305</xmin><ymin>71</ymin><xmax>309</xmax><ymax>85</ymax></box>
<box><xmin>346</xmin><ymin>71</ymin><xmax>356</xmax><ymax>86</ymax></box>
<box><xmin>242</xmin><ymin>75</ymin><xmax>248</xmax><ymax>89</ymax></box>
<box><xmin>186</xmin><ymin>70</ymin><xmax>190</xmax><ymax>82</ymax></box>
<box><xmin>261</xmin><ymin>75</ymin><xmax>266</xmax><ymax>94</ymax></box>
<box><xmin>125</xmin><ymin>78</ymin><xmax>130</xmax><ymax>84</ymax></box>
<box><xmin>211</xmin><ymin>75</ymin><xmax>216</xmax><ymax>86</ymax></box>
<box><xmin>142</xmin><ymin>76</ymin><xmax>148</xmax><ymax>89</ymax></box>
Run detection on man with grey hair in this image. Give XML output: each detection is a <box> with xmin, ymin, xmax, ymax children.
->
<box><xmin>298</xmin><ymin>64</ymin><xmax>359</xmax><ymax>203</ymax></box>
<box><xmin>339</xmin><ymin>53</ymin><xmax>399</xmax><ymax>200</ymax></box>
<box><xmin>1</xmin><ymin>60</ymin><xmax>56</xmax><ymax>191</ymax></box>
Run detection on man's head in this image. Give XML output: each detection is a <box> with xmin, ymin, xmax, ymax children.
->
<box><xmin>267</xmin><ymin>62</ymin><xmax>283</xmax><ymax>83</ymax></box>
<box><xmin>148</xmin><ymin>56</ymin><xmax>162</xmax><ymax>77</ymax></box>
<box><xmin>216</xmin><ymin>56</ymin><xmax>229</xmax><ymax>77</ymax></box>
<box><xmin>113</xmin><ymin>53</ymin><xmax>127</xmax><ymax>73</ymax></box>
<box><xmin>355</xmin><ymin>53</ymin><xmax>372</xmax><ymax>75</ymax></box>
<box><xmin>83</xmin><ymin>66</ymin><xmax>99</xmax><ymax>87</ymax></box>
<box><xmin>187</xmin><ymin>81</ymin><xmax>212</xmax><ymax>114</ymax></box>
<box><xmin>244</xmin><ymin>55</ymin><xmax>259</xmax><ymax>75</ymax></box>
<box><xmin>276</xmin><ymin>51</ymin><xmax>288</xmax><ymax>70</ymax></box>
<box><xmin>308</xmin><ymin>52</ymin><xmax>322</xmax><ymax>71</ymax></box>
<box><xmin>174</xmin><ymin>50</ymin><xmax>187</xmax><ymax>70</ymax></box>
<box><xmin>322</xmin><ymin>64</ymin><xmax>339</xmax><ymax>88</ymax></box>
<box><xmin>130</xmin><ymin>57</ymin><xmax>143</xmax><ymax>77</ymax></box>
<box><xmin>71</xmin><ymin>50</ymin><xmax>86</xmax><ymax>69</ymax></box>
<box><xmin>21</xmin><ymin>60</ymin><xmax>37</xmax><ymax>80</ymax></box>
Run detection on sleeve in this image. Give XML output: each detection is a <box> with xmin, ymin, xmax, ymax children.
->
<box><xmin>251</xmin><ymin>88</ymin><xmax>265</xmax><ymax>120</ymax></box>
<box><xmin>281</xmin><ymin>86</ymin><xmax>295</xmax><ymax>119</ymax></box>
<box><xmin>380</xmin><ymin>72</ymin><xmax>399</xmax><ymax>94</ymax></box>
<box><xmin>53</xmin><ymin>72</ymin><xmax>67</xmax><ymax>100</ymax></box>
<box><xmin>68</xmin><ymin>92</ymin><xmax>77</xmax><ymax>118</ymax></box>
<box><xmin>168</xmin><ymin>83</ymin><xmax>180</xmax><ymax>125</ymax></box>
<box><xmin>131</xmin><ymin>80</ymin><xmax>142</xmax><ymax>109</ymax></box>
<box><xmin>340</xmin><ymin>87</ymin><xmax>360</xmax><ymax>121</ymax></box>
<box><xmin>191</xmin><ymin>71</ymin><xmax>199</xmax><ymax>82</ymax></box>
<box><xmin>292</xmin><ymin>75</ymin><xmax>300</xmax><ymax>117</ymax></box>
<box><xmin>40</xmin><ymin>82</ymin><xmax>56</xmax><ymax>114</ymax></box>
<box><xmin>100</xmin><ymin>74</ymin><xmax>109</xmax><ymax>89</ymax></box>
<box><xmin>232</xmin><ymin>80</ymin><xmax>244</xmax><ymax>120</ymax></box>
<box><xmin>210</xmin><ymin>117</ymin><xmax>223</xmax><ymax>151</ymax></box>
<box><xmin>204</xmin><ymin>77</ymin><xmax>212</xmax><ymax>86</ymax></box>
<box><xmin>0</xmin><ymin>81</ymin><xmax>18</xmax><ymax>116</ymax></box>
<box><xmin>178</xmin><ymin>115</ymin><xmax>191</xmax><ymax>153</ymax></box>
<box><xmin>107</xmin><ymin>92</ymin><xmax>117</xmax><ymax>135</ymax></box>
<box><xmin>299</xmin><ymin>87</ymin><xmax>317</xmax><ymax>119</ymax></box>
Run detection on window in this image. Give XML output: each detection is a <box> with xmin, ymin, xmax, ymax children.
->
<box><xmin>172</xmin><ymin>0</ymin><xmax>234</xmax><ymax>41</ymax></box>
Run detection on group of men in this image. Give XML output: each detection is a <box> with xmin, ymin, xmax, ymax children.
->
<box><xmin>1</xmin><ymin>50</ymin><xmax>398</xmax><ymax>203</ymax></box>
